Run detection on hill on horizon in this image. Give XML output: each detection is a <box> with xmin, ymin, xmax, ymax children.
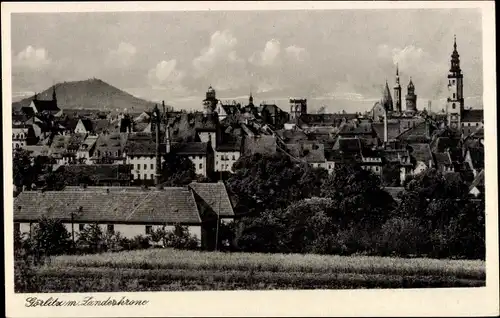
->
<box><xmin>12</xmin><ymin>79</ymin><xmax>167</xmax><ymax>113</ymax></box>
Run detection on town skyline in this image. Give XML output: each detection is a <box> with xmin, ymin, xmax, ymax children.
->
<box><xmin>11</xmin><ymin>9</ymin><xmax>483</xmax><ymax>112</ymax></box>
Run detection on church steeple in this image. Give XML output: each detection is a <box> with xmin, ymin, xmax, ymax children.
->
<box><xmin>447</xmin><ymin>34</ymin><xmax>464</xmax><ymax>130</ymax></box>
<box><xmin>382</xmin><ymin>80</ymin><xmax>393</xmax><ymax>112</ymax></box>
<box><xmin>393</xmin><ymin>64</ymin><xmax>402</xmax><ymax>112</ymax></box>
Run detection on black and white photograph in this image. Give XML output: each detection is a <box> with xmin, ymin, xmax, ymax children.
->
<box><xmin>3</xmin><ymin>1</ymin><xmax>498</xmax><ymax>317</ymax></box>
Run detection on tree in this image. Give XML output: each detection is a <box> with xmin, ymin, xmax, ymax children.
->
<box><xmin>321</xmin><ymin>164</ymin><xmax>394</xmax><ymax>229</ymax></box>
<box><xmin>161</xmin><ymin>153</ymin><xmax>196</xmax><ymax>186</ymax></box>
<box><xmin>227</xmin><ymin>153</ymin><xmax>328</xmax><ymax>216</ymax></box>
<box><xmin>13</xmin><ymin>149</ymin><xmax>35</xmax><ymax>190</ymax></box>
<box><xmin>31</xmin><ymin>217</ymin><xmax>71</xmax><ymax>261</ymax></box>
<box><xmin>76</xmin><ymin>223</ymin><xmax>106</xmax><ymax>254</ymax></box>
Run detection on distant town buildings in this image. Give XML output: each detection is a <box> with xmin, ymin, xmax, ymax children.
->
<box><xmin>12</xmin><ymin>35</ymin><xmax>484</xmax><ymax>200</ymax></box>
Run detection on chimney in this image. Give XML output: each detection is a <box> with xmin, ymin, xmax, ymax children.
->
<box><xmin>383</xmin><ymin>107</ymin><xmax>388</xmax><ymax>144</ymax></box>
<box><xmin>428</xmin><ymin>100</ymin><xmax>432</xmax><ymax>114</ymax></box>
<box><xmin>154</xmin><ymin>105</ymin><xmax>162</xmax><ymax>187</ymax></box>
<box><xmin>162</xmin><ymin>100</ymin><xmax>166</xmax><ymax>116</ymax></box>
<box><xmin>166</xmin><ymin>125</ymin><xmax>171</xmax><ymax>154</ymax></box>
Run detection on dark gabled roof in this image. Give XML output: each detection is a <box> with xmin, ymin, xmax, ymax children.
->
<box><xmin>13</xmin><ymin>188</ymin><xmax>201</xmax><ymax>224</ymax></box>
<box><xmin>431</xmin><ymin>136</ymin><xmax>460</xmax><ymax>153</ymax></box>
<box><xmin>396</xmin><ymin>121</ymin><xmax>430</xmax><ymax>141</ymax></box>
<box><xmin>33</xmin><ymin>99</ymin><xmax>60</xmax><ymax>112</ymax></box>
<box><xmin>171</xmin><ymin>142</ymin><xmax>209</xmax><ymax>155</ymax></box>
<box><xmin>286</xmin><ymin>143</ymin><xmax>326</xmax><ymax>163</ymax></box>
<box><xmin>63</xmin><ymin>119</ymin><xmax>80</xmax><ymax>131</ymax></box>
<box><xmin>243</xmin><ymin>135</ymin><xmax>277</xmax><ymax>156</ymax></box>
<box><xmin>332</xmin><ymin>137</ymin><xmax>362</xmax><ymax>153</ymax></box>
<box><xmin>275</xmin><ymin>129</ymin><xmax>308</xmax><ymax>143</ymax></box>
<box><xmin>124</xmin><ymin>137</ymin><xmax>157</xmax><ymax>156</ymax></box>
<box><xmin>462</xmin><ymin>109</ymin><xmax>483</xmax><ymax>123</ymax></box>
<box><xmin>467</xmin><ymin>147</ymin><xmax>484</xmax><ymax>170</ymax></box>
<box><xmin>408</xmin><ymin>143</ymin><xmax>433</xmax><ymax>164</ymax></box>
<box><xmin>325</xmin><ymin>149</ymin><xmax>360</xmax><ymax>163</ymax></box>
<box><xmin>92</xmin><ymin>119</ymin><xmax>112</xmax><ymax>134</ymax></box>
<box><xmin>79</xmin><ymin>136</ymin><xmax>98</xmax><ymax>151</ymax></box>
<box><xmin>50</xmin><ymin>134</ymin><xmax>86</xmax><ymax>155</ymax></box>
<box><xmin>94</xmin><ymin>133</ymin><xmax>128</xmax><ymax>152</ymax></box>
<box><xmin>79</xmin><ymin>119</ymin><xmax>93</xmax><ymax>131</ymax></box>
<box><xmin>188</xmin><ymin>182</ymin><xmax>234</xmax><ymax>217</ymax></box>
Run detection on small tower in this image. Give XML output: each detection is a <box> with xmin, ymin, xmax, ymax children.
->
<box><xmin>446</xmin><ymin>35</ymin><xmax>464</xmax><ymax>130</ymax></box>
<box><xmin>289</xmin><ymin>98</ymin><xmax>307</xmax><ymax>121</ymax></box>
<box><xmin>393</xmin><ymin>64</ymin><xmax>402</xmax><ymax>113</ymax></box>
<box><xmin>153</xmin><ymin>104</ymin><xmax>162</xmax><ymax>187</ymax></box>
<box><xmin>203</xmin><ymin>85</ymin><xmax>218</xmax><ymax>114</ymax></box>
<box><xmin>405</xmin><ymin>77</ymin><xmax>417</xmax><ymax>113</ymax></box>
<box><xmin>249</xmin><ymin>92</ymin><xmax>254</xmax><ymax>106</ymax></box>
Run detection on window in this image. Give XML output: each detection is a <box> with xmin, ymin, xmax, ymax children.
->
<box><xmin>476</xmin><ymin>123</ymin><xmax>479</xmax><ymax>127</ymax></box>
<box><xmin>151</xmin><ymin>164</ymin><xmax>154</xmax><ymax>169</ymax></box>
<box><xmin>137</xmin><ymin>174</ymin><xmax>141</xmax><ymax>180</ymax></box>
<box><xmin>232</xmin><ymin>155</ymin><xmax>236</xmax><ymax>160</ymax></box>
<box><xmin>137</xmin><ymin>164</ymin><xmax>141</xmax><ymax>170</ymax></box>
<box><xmin>199</xmin><ymin>163</ymin><xmax>202</xmax><ymax>169</ymax></box>
<box><xmin>144</xmin><ymin>164</ymin><xmax>147</xmax><ymax>170</ymax></box>
<box><xmin>144</xmin><ymin>174</ymin><xmax>147</xmax><ymax>180</ymax></box>
<box><xmin>199</xmin><ymin>156</ymin><xmax>202</xmax><ymax>160</ymax></box>
<box><xmin>453</xmin><ymin>93</ymin><xmax>456</xmax><ymax>99</ymax></box>
<box><xmin>452</xmin><ymin>103</ymin><xmax>456</xmax><ymax>109</ymax></box>
<box><xmin>452</xmin><ymin>80</ymin><xmax>455</xmax><ymax>84</ymax></box>
<box><xmin>107</xmin><ymin>224</ymin><xmax>114</xmax><ymax>234</ymax></box>
<box><xmin>151</xmin><ymin>174</ymin><xmax>154</xmax><ymax>180</ymax></box>
<box><xmin>79</xmin><ymin>224</ymin><xmax>85</xmax><ymax>231</ymax></box>
<box><xmin>145</xmin><ymin>225</ymin><xmax>152</xmax><ymax>235</ymax></box>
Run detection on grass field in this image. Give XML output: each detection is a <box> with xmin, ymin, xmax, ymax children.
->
<box><xmin>28</xmin><ymin>248</ymin><xmax>485</xmax><ymax>292</ymax></box>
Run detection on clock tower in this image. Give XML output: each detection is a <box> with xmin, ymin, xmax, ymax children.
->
<box><xmin>447</xmin><ymin>35</ymin><xmax>464</xmax><ymax>129</ymax></box>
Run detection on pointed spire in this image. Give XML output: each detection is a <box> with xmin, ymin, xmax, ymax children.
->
<box><xmin>453</xmin><ymin>34</ymin><xmax>457</xmax><ymax>51</ymax></box>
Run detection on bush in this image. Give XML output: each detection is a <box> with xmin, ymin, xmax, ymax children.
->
<box><xmin>377</xmin><ymin>217</ymin><xmax>428</xmax><ymax>257</ymax></box>
<box><xmin>164</xmin><ymin>225</ymin><xmax>199</xmax><ymax>250</ymax></box>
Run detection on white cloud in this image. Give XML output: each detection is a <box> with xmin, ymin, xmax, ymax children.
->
<box><xmin>285</xmin><ymin>45</ymin><xmax>308</xmax><ymax>62</ymax></box>
<box><xmin>249</xmin><ymin>39</ymin><xmax>281</xmax><ymax>66</ymax></box>
<box><xmin>148</xmin><ymin>59</ymin><xmax>188</xmax><ymax>95</ymax></box>
<box><xmin>192</xmin><ymin>30</ymin><xmax>243</xmax><ymax>77</ymax></box>
<box><xmin>107</xmin><ymin>42</ymin><xmax>137</xmax><ymax>67</ymax></box>
<box><xmin>14</xmin><ymin>45</ymin><xmax>51</xmax><ymax>69</ymax></box>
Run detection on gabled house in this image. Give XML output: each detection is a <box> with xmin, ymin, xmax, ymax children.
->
<box><xmin>77</xmin><ymin>135</ymin><xmax>99</xmax><ymax>164</ymax></box>
<box><xmin>407</xmin><ymin>143</ymin><xmax>434</xmax><ymax>175</ymax></box>
<box><xmin>13</xmin><ymin>182</ymin><xmax>235</xmax><ymax>250</ymax></box>
<box><xmin>434</xmin><ymin>152</ymin><xmax>454</xmax><ymax>174</ymax></box>
<box><xmin>286</xmin><ymin>142</ymin><xmax>327</xmax><ymax>169</ymax></box>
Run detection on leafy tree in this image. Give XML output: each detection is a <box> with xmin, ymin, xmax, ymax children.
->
<box><xmin>76</xmin><ymin>223</ymin><xmax>106</xmax><ymax>254</ymax></box>
<box><xmin>377</xmin><ymin>216</ymin><xmax>428</xmax><ymax>257</ymax></box>
<box><xmin>31</xmin><ymin>217</ymin><xmax>71</xmax><ymax>261</ymax></box>
<box><xmin>235</xmin><ymin>210</ymin><xmax>287</xmax><ymax>253</ymax></box>
<box><xmin>321</xmin><ymin>164</ymin><xmax>394</xmax><ymax>229</ymax></box>
<box><xmin>13</xmin><ymin>149</ymin><xmax>34</xmax><ymax>190</ymax></box>
<box><xmin>161</xmin><ymin>153</ymin><xmax>196</xmax><ymax>186</ymax></box>
<box><xmin>164</xmin><ymin>224</ymin><xmax>199</xmax><ymax>249</ymax></box>
<box><xmin>227</xmin><ymin>153</ymin><xmax>328</xmax><ymax>216</ymax></box>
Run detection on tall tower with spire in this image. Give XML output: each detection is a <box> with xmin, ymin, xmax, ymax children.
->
<box><xmin>405</xmin><ymin>77</ymin><xmax>417</xmax><ymax>112</ymax></box>
<box><xmin>393</xmin><ymin>64</ymin><xmax>402</xmax><ymax>113</ymax></box>
<box><xmin>446</xmin><ymin>35</ymin><xmax>464</xmax><ymax>129</ymax></box>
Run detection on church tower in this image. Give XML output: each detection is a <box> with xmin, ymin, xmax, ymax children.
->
<box><xmin>203</xmin><ymin>85</ymin><xmax>218</xmax><ymax>114</ymax></box>
<box><xmin>446</xmin><ymin>35</ymin><xmax>464</xmax><ymax>129</ymax></box>
<box><xmin>405</xmin><ymin>77</ymin><xmax>417</xmax><ymax>113</ymax></box>
<box><xmin>393</xmin><ymin>64</ymin><xmax>402</xmax><ymax>113</ymax></box>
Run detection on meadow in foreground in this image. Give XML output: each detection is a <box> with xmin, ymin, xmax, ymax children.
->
<box><xmin>23</xmin><ymin>248</ymin><xmax>485</xmax><ymax>292</ymax></box>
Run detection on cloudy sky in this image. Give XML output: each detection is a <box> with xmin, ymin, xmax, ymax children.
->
<box><xmin>11</xmin><ymin>8</ymin><xmax>483</xmax><ymax>112</ymax></box>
